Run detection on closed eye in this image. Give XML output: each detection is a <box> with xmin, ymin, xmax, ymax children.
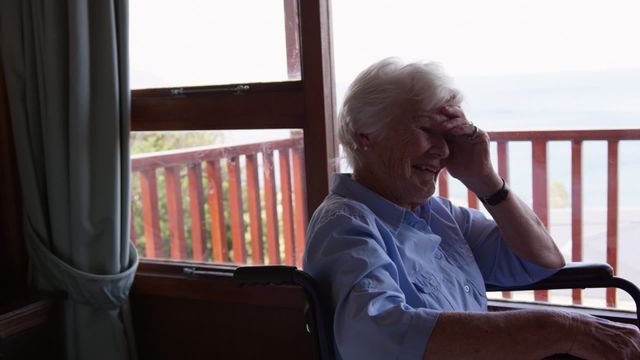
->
<box><xmin>420</xmin><ymin>126</ymin><xmax>432</xmax><ymax>134</ymax></box>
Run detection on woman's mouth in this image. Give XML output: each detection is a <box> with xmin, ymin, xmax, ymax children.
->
<box><xmin>412</xmin><ymin>165</ymin><xmax>440</xmax><ymax>179</ymax></box>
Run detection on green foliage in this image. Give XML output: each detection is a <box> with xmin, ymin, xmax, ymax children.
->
<box><xmin>131</xmin><ymin>131</ymin><xmax>223</xmax><ymax>155</ymax></box>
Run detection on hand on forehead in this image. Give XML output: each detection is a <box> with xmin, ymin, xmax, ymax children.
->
<box><xmin>414</xmin><ymin>104</ymin><xmax>468</xmax><ymax>134</ymax></box>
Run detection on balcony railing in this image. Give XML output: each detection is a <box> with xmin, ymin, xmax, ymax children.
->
<box><xmin>130</xmin><ymin>129</ymin><xmax>640</xmax><ymax>309</ymax></box>
<box><xmin>131</xmin><ymin>135</ymin><xmax>307</xmax><ymax>267</ymax></box>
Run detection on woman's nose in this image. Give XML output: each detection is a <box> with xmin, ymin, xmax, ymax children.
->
<box><xmin>429</xmin><ymin>135</ymin><xmax>449</xmax><ymax>159</ymax></box>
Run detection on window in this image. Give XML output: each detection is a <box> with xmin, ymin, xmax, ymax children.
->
<box><xmin>130</xmin><ymin>129</ymin><xmax>307</xmax><ymax>265</ymax></box>
<box><xmin>130</xmin><ymin>0</ymin><xmax>300</xmax><ymax>89</ymax></box>
<box><xmin>130</xmin><ymin>1</ymin><xmax>336</xmax><ymax>269</ymax></box>
<box><xmin>332</xmin><ymin>0</ymin><xmax>640</xmax><ymax>311</ymax></box>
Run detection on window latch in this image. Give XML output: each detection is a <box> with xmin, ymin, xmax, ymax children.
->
<box><xmin>170</xmin><ymin>84</ymin><xmax>250</xmax><ymax>97</ymax></box>
<box><xmin>182</xmin><ymin>267</ymin><xmax>231</xmax><ymax>278</ymax></box>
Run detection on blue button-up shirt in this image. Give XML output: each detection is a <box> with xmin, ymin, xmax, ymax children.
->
<box><xmin>303</xmin><ymin>174</ymin><xmax>557</xmax><ymax>359</ymax></box>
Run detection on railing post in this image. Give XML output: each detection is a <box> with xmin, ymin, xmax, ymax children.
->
<box><xmin>571</xmin><ymin>140</ymin><xmax>583</xmax><ymax>304</ymax></box>
<box><xmin>246</xmin><ymin>154</ymin><xmax>264</xmax><ymax>264</ymax></box>
<box><xmin>187</xmin><ymin>163</ymin><xmax>207</xmax><ymax>262</ymax></box>
<box><xmin>140</xmin><ymin>169</ymin><xmax>163</xmax><ymax>258</ymax></box>
<box><xmin>607</xmin><ymin>140</ymin><xmax>619</xmax><ymax>307</ymax></box>
<box><xmin>497</xmin><ymin>140</ymin><xmax>511</xmax><ymax>299</ymax></box>
<box><xmin>165</xmin><ymin>166</ymin><xmax>187</xmax><ymax>260</ymax></box>
<box><xmin>532</xmin><ymin>140</ymin><xmax>549</xmax><ymax>302</ymax></box>
<box><xmin>227</xmin><ymin>156</ymin><xmax>246</xmax><ymax>264</ymax></box>
<box><xmin>206</xmin><ymin>160</ymin><xmax>228</xmax><ymax>262</ymax></box>
<box><xmin>263</xmin><ymin>151</ymin><xmax>281</xmax><ymax>264</ymax></box>
<box><xmin>279</xmin><ymin>149</ymin><xmax>295</xmax><ymax>265</ymax></box>
<box><xmin>438</xmin><ymin>169</ymin><xmax>449</xmax><ymax>198</ymax></box>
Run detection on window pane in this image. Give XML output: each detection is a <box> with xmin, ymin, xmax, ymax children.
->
<box><xmin>333</xmin><ymin>0</ymin><xmax>640</xmax><ymax>131</ymax></box>
<box><xmin>332</xmin><ymin>0</ymin><xmax>640</xmax><ymax>310</ymax></box>
<box><xmin>130</xmin><ymin>129</ymin><xmax>307</xmax><ymax>267</ymax></box>
<box><xmin>129</xmin><ymin>0</ymin><xmax>301</xmax><ymax>89</ymax></box>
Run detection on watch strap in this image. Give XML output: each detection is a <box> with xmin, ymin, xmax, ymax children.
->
<box><xmin>478</xmin><ymin>178</ymin><xmax>509</xmax><ymax>206</ymax></box>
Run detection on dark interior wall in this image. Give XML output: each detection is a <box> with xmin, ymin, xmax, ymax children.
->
<box><xmin>0</xmin><ymin>60</ymin><xmax>64</xmax><ymax>360</ymax></box>
<box><xmin>130</xmin><ymin>263</ymin><xmax>314</xmax><ymax>360</ymax></box>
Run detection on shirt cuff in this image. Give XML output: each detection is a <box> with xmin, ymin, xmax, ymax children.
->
<box><xmin>397</xmin><ymin>308</ymin><xmax>441</xmax><ymax>360</ymax></box>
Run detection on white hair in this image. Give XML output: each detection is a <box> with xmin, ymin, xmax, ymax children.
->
<box><xmin>338</xmin><ymin>57</ymin><xmax>462</xmax><ymax>168</ymax></box>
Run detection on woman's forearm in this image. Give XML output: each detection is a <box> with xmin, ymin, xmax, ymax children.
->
<box><xmin>485</xmin><ymin>188</ymin><xmax>565</xmax><ymax>269</ymax></box>
<box><xmin>424</xmin><ymin>310</ymin><xmax>572</xmax><ymax>359</ymax></box>
<box><xmin>425</xmin><ymin>310</ymin><xmax>640</xmax><ymax>359</ymax></box>
<box><xmin>463</xmin><ymin>171</ymin><xmax>564</xmax><ymax>269</ymax></box>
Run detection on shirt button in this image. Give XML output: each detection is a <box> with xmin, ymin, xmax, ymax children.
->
<box><xmin>464</xmin><ymin>285</ymin><xmax>470</xmax><ymax>293</ymax></box>
<box><xmin>435</xmin><ymin>252</ymin><xmax>443</xmax><ymax>260</ymax></box>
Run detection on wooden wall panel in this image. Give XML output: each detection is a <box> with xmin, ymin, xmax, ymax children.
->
<box><xmin>130</xmin><ymin>263</ymin><xmax>313</xmax><ymax>359</ymax></box>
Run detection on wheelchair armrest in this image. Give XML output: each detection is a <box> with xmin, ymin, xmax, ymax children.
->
<box><xmin>485</xmin><ymin>262</ymin><xmax>614</xmax><ymax>292</ymax></box>
<box><xmin>486</xmin><ymin>262</ymin><xmax>640</xmax><ymax>328</ymax></box>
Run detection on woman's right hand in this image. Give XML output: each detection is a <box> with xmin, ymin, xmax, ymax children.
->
<box><xmin>567</xmin><ymin>312</ymin><xmax>640</xmax><ymax>359</ymax></box>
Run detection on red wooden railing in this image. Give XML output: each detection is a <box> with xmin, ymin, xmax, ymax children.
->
<box><xmin>131</xmin><ymin>129</ymin><xmax>640</xmax><ymax>308</ymax></box>
<box><xmin>131</xmin><ymin>136</ymin><xmax>307</xmax><ymax>267</ymax></box>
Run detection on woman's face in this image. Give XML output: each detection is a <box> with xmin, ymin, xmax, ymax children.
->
<box><xmin>356</xmin><ymin>103</ymin><xmax>450</xmax><ymax>210</ymax></box>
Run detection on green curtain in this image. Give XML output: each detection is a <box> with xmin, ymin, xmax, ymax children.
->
<box><xmin>0</xmin><ymin>0</ymin><xmax>138</xmax><ymax>359</ymax></box>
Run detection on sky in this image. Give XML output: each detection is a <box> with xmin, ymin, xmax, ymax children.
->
<box><xmin>332</xmin><ymin>0</ymin><xmax>640</xmax><ymax>80</ymax></box>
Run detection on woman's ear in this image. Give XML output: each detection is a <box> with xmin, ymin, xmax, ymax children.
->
<box><xmin>356</xmin><ymin>133</ymin><xmax>371</xmax><ymax>151</ymax></box>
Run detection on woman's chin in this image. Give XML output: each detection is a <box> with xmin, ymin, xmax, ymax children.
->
<box><xmin>410</xmin><ymin>185</ymin><xmax>436</xmax><ymax>203</ymax></box>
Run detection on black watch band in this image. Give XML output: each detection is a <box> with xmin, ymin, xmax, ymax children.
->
<box><xmin>478</xmin><ymin>178</ymin><xmax>509</xmax><ymax>206</ymax></box>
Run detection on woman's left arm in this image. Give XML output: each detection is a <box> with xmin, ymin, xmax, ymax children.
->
<box><xmin>472</xmin><ymin>171</ymin><xmax>565</xmax><ymax>269</ymax></box>
<box><xmin>436</xmin><ymin>105</ymin><xmax>565</xmax><ymax>269</ymax></box>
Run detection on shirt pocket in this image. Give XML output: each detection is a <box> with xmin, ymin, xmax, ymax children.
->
<box><xmin>439</xmin><ymin>240</ymin><xmax>475</xmax><ymax>268</ymax></box>
<box><xmin>411</xmin><ymin>272</ymin><xmax>441</xmax><ymax>294</ymax></box>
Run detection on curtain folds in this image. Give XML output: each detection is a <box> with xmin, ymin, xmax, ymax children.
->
<box><xmin>0</xmin><ymin>0</ymin><xmax>138</xmax><ymax>359</ymax></box>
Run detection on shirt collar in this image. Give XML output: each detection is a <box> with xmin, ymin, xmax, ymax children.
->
<box><xmin>330</xmin><ymin>173</ymin><xmax>416</xmax><ymax>231</ymax></box>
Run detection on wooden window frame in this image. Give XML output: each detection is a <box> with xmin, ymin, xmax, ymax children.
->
<box><xmin>131</xmin><ymin>0</ymin><xmax>337</xmax><ymax>274</ymax></box>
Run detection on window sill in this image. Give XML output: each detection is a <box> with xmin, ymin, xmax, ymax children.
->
<box><xmin>488</xmin><ymin>299</ymin><xmax>637</xmax><ymax>325</ymax></box>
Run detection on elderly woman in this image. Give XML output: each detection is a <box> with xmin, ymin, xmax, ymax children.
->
<box><xmin>303</xmin><ymin>58</ymin><xmax>640</xmax><ymax>359</ymax></box>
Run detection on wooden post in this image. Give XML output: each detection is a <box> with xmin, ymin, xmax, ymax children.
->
<box><xmin>246</xmin><ymin>154</ymin><xmax>264</xmax><ymax>264</ymax></box>
<box><xmin>227</xmin><ymin>157</ymin><xmax>246</xmax><ymax>264</ymax></box>
<box><xmin>532</xmin><ymin>140</ymin><xmax>549</xmax><ymax>302</ymax></box>
<box><xmin>263</xmin><ymin>151</ymin><xmax>280</xmax><ymax>264</ymax></box>
<box><xmin>206</xmin><ymin>160</ymin><xmax>228</xmax><ymax>262</ymax></box>
<box><xmin>279</xmin><ymin>149</ymin><xmax>295</xmax><ymax>265</ymax></box>
<box><xmin>606</xmin><ymin>140</ymin><xmax>619</xmax><ymax>307</ymax></box>
<box><xmin>140</xmin><ymin>169</ymin><xmax>163</xmax><ymax>258</ymax></box>
<box><xmin>571</xmin><ymin>141</ymin><xmax>583</xmax><ymax>304</ymax></box>
<box><xmin>187</xmin><ymin>163</ymin><xmax>206</xmax><ymax>261</ymax></box>
<box><xmin>165</xmin><ymin>166</ymin><xmax>187</xmax><ymax>259</ymax></box>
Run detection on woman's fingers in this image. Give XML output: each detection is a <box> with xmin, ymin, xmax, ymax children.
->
<box><xmin>570</xmin><ymin>313</ymin><xmax>640</xmax><ymax>359</ymax></box>
<box><xmin>446</xmin><ymin>122</ymin><xmax>477</xmax><ymax>137</ymax></box>
<box><xmin>433</xmin><ymin>105</ymin><xmax>480</xmax><ymax>138</ymax></box>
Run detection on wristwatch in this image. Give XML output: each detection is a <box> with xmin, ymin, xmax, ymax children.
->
<box><xmin>478</xmin><ymin>177</ymin><xmax>510</xmax><ymax>206</ymax></box>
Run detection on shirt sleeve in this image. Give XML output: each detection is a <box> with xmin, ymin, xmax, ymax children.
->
<box><xmin>442</xmin><ymin>199</ymin><xmax>558</xmax><ymax>287</ymax></box>
<box><xmin>303</xmin><ymin>204</ymin><xmax>439</xmax><ymax>360</ymax></box>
